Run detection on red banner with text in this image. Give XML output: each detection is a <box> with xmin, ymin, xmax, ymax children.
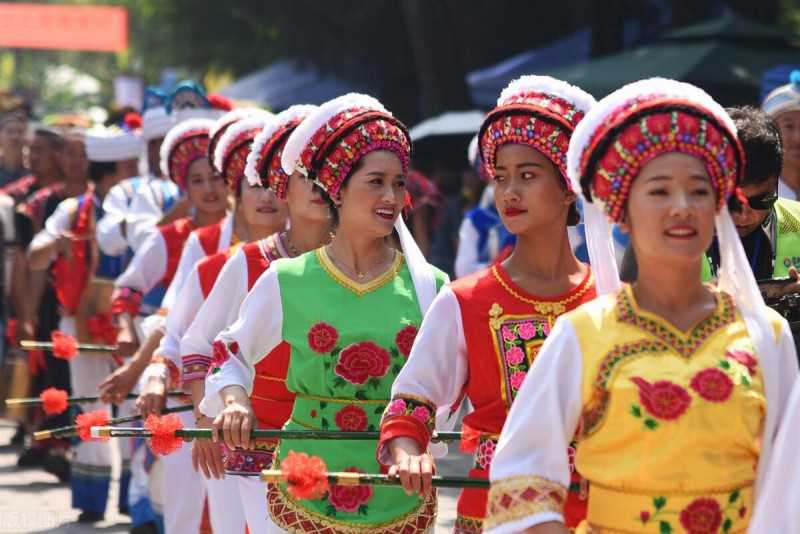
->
<box><xmin>0</xmin><ymin>3</ymin><xmax>128</xmax><ymax>52</ymax></box>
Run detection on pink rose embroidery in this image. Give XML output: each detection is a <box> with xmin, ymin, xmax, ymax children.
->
<box><xmin>334</xmin><ymin>342</ymin><xmax>391</xmax><ymax>385</ymax></box>
<box><xmin>387</xmin><ymin>399</ymin><xmax>407</xmax><ymax>416</ymax></box>
<box><xmin>502</xmin><ymin>326</ymin><xmax>516</xmax><ymax>342</ymax></box>
<box><xmin>509</xmin><ymin>370</ymin><xmax>527</xmax><ymax>391</ymax></box>
<box><xmin>211</xmin><ymin>340</ymin><xmax>230</xmax><ymax>368</ymax></box>
<box><xmin>518</xmin><ymin>322</ymin><xmax>538</xmax><ymax>340</ymax></box>
<box><xmin>679</xmin><ymin>498</ymin><xmax>722</xmax><ymax>533</ymax></box>
<box><xmin>725</xmin><ymin>349</ymin><xmax>758</xmax><ymax>376</ymax></box>
<box><xmin>505</xmin><ymin>346</ymin><xmax>525</xmax><ymax>365</ymax></box>
<box><xmin>411</xmin><ymin>406</ymin><xmax>431</xmax><ymax>424</ymax></box>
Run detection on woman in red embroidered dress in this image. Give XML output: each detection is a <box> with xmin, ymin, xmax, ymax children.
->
<box><xmin>377</xmin><ymin>76</ymin><xmax>597</xmax><ymax>533</ymax></box>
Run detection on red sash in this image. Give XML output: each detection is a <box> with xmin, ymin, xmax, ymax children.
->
<box><xmin>51</xmin><ymin>195</ymin><xmax>94</xmax><ymax>313</ymax></box>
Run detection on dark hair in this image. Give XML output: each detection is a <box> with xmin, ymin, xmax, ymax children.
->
<box><xmin>88</xmin><ymin>161</ymin><xmax>117</xmax><ymax>183</ymax></box>
<box><xmin>34</xmin><ymin>128</ymin><xmax>65</xmax><ymax>151</ymax></box>
<box><xmin>726</xmin><ymin>106</ymin><xmax>783</xmax><ymax>187</ymax></box>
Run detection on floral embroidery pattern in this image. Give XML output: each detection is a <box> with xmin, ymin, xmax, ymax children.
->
<box><xmin>616</xmin><ymin>288</ymin><xmax>735</xmax><ymax>358</ymax></box>
<box><xmin>308</xmin><ymin>322</ymin><xmax>339</xmax><ymax>354</ymax></box>
<box><xmin>724</xmin><ymin>348</ymin><xmax>757</xmax><ymax>377</ymax></box>
<box><xmin>326</xmin><ymin>467</ymin><xmax>373</xmax><ymax>515</ymax></box>
<box><xmin>334</xmin><ymin>405</ymin><xmax>368</xmax><ymax>431</ymax></box>
<box><xmin>680</xmin><ymin>498</ymin><xmax>722</xmax><ymax>533</ymax></box>
<box><xmin>383</xmin><ymin>395</ymin><xmax>436</xmax><ymax>435</ymax></box>
<box><xmin>394</xmin><ymin>325</ymin><xmax>418</xmax><ymax>358</ymax></box>
<box><xmin>630</xmin><ymin>376</ymin><xmax>691</xmax><ymax>429</ymax></box>
<box><xmin>637</xmin><ymin>490</ymin><xmax>744</xmax><ymax>533</ymax></box>
<box><xmin>690</xmin><ymin>368</ymin><xmax>734</xmax><ymax>402</ymax></box>
<box><xmin>333</xmin><ymin>341</ymin><xmax>391</xmax><ymax>386</ymax></box>
<box><xmin>209</xmin><ymin>340</ymin><xmax>232</xmax><ymax>374</ymax></box>
<box><xmin>581</xmin><ymin>340</ymin><xmax>670</xmax><ymax>438</ymax></box>
<box><xmin>492</xmin><ymin>316</ymin><xmax>550</xmax><ymax>403</ymax></box>
<box><xmin>475</xmin><ymin>437</ymin><xmax>497</xmax><ymax>470</ymax></box>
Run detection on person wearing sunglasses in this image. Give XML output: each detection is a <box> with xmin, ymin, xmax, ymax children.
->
<box><xmin>705</xmin><ymin>106</ymin><xmax>800</xmax><ymax>299</ymax></box>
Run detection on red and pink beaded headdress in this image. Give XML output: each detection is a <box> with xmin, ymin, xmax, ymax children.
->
<box><xmin>567</xmin><ymin>78</ymin><xmax>744</xmax><ymax>223</ymax></box>
<box><xmin>281</xmin><ymin>94</ymin><xmax>411</xmax><ymax>198</ymax></box>
<box><xmin>213</xmin><ymin>116</ymin><xmax>271</xmax><ymax>192</ymax></box>
<box><xmin>245</xmin><ymin>105</ymin><xmax>317</xmax><ymax>199</ymax></box>
<box><xmin>208</xmin><ymin>108</ymin><xmax>272</xmax><ymax>172</ymax></box>
<box><xmin>478</xmin><ymin>75</ymin><xmax>596</xmax><ymax>188</ymax></box>
<box><xmin>159</xmin><ymin>118</ymin><xmax>214</xmax><ymax>190</ymax></box>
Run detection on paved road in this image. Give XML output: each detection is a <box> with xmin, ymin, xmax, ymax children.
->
<box><xmin>0</xmin><ymin>422</ymin><xmax>469</xmax><ymax>533</ymax></box>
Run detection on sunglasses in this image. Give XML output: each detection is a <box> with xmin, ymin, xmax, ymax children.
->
<box><xmin>729</xmin><ymin>191</ymin><xmax>779</xmax><ymax>212</ymax></box>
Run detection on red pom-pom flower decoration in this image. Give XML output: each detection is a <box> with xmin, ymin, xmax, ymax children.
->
<box><xmin>280</xmin><ymin>451</ymin><xmax>330</xmax><ymax>500</ymax></box>
<box><xmin>124</xmin><ymin>112</ymin><xmax>143</xmax><ymax>130</ymax></box>
<box><xmin>144</xmin><ymin>413</ymin><xmax>184</xmax><ymax>456</ymax></box>
<box><xmin>51</xmin><ymin>331</ymin><xmax>78</xmax><ymax>360</ymax></box>
<box><xmin>40</xmin><ymin>387</ymin><xmax>69</xmax><ymax>415</ymax></box>
<box><xmin>75</xmin><ymin>410</ymin><xmax>110</xmax><ymax>441</ymax></box>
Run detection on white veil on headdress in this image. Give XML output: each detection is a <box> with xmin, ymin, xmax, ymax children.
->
<box><xmin>281</xmin><ymin>93</ymin><xmax>438</xmax><ymax>315</ymax></box>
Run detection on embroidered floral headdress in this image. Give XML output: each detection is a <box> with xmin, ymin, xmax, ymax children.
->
<box><xmin>568</xmin><ymin>78</ymin><xmax>744</xmax><ymax>223</ymax></box>
<box><xmin>245</xmin><ymin>105</ymin><xmax>317</xmax><ymax>199</ymax></box>
<box><xmin>478</xmin><ymin>75</ymin><xmax>596</xmax><ymax>188</ymax></box>
<box><xmin>214</xmin><ymin>116</ymin><xmax>272</xmax><ymax>192</ymax></box>
<box><xmin>208</xmin><ymin>108</ymin><xmax>272</xmax><ymax>172</ymax></box>
<box><xmin>281</xmin><ymin>93</ymin><xmax>411</xmax><ymax>198</ymax></box>
<box><xmin>160</xmin><ymin>118</ymin><xmax>214</xmax><ymax>190</ymax></box>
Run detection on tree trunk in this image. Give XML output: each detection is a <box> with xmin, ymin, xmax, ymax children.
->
<box><xmin>401</xmin><ymin>0</ymin><xmax>472</xmax><ymax>118</ymax></box>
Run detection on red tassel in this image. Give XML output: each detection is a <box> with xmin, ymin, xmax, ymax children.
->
<box><xmin>459</xmin><ymin>424</ymin><xmax>481</xmax><ymax>454</ymax></box>
<box><xmin>75</xmin><ymin>410</ymin><xmax>110</xmax><ymax>441</ymax></box>
<box><xmin>280</xmin><ymin>451</ymin><xmax>329</xmax><ymax>500</ymax></box>
<box><xmin>144</xmin><ymin>413</ymin><xmax>184</xmax><ymax>456</ymax></box>
<box><xmin>735</xmin><ymin>187</ymin><xmax>749</xmax><ymax>208</ymax></box>
<box><xmin>51</xmin><ymin>331</ymin><xmax>78</xmax><ymax>360</ymax></box>
<box><xmin>124</xmin><ymin>111</ymin><xmax>143</xmax><ymax>130</ymax></box>
<box><xmin>40</xmin><ymin>387</ymin><xmax>69</xmax><ymax>415</ymax></box>
<box><xmin>208</xmin><ymin>93</ymin><xmax>233</xmax><ymax>111</ymax></box>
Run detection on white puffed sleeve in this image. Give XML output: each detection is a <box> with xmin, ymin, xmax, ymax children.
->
<box><xmin>114</xmin><ymin>231</ymin><xmax>168</xmax><ymax>295</ymax></box>
<box><xmin>377</xmin><ymin>286</ymin><xmax>467</xmax><ymax>463</ymax></box>
<box><xmin>484</xmin><ymin>317</ymin><xmax>584</xmax><ymax>534</ymax></box>
<box><xmin>29</xmin><ymin>197</ymin><xmax>75</xmax><ymax>254</ymax></box>
<box><xmin>199</xmin><ymin>264</ymin><xmax>284</xmax><ymax>417</ymax></box>
<box><xmin>97</xmin><ymin>181</ymin><xmax>134</xmax><ymax>256</ymax></box>
<box><xmin>179</xmin><ymin>248</ymin><xmax>249</xmax><ymax>384</ymax></box>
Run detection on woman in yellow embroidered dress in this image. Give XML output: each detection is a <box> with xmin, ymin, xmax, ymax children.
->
<box><xmin>484</xmin><ymin>79</ymin><xmax>798</xmax><ymax>534</ymax></box>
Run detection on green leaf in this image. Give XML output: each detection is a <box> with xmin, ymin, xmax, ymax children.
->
<box><xmin>392</xmin><ymin>364</ymin><xmax>403</xmax><ymax>375</ymax></box>
<box><xmin>333</xmin><ymin>377</ymin><xmax>346</xmax><ymax>388</ymax></box>
<box><xmin>729</xmin><ymin>489</ymin><xmax>740</xmax><ymax>503</ymax></box>
<box><xmin>368</xmin><ymin>378</ymin><xmax>381</xmax><ymax>389</ymax></box>
<box><xmin>320</xmin><ymin>401</ymin><xmax>328</xmax><ymax>410</ymax></box>
<box><xmin>631</xmin><ymin>405</ymin><xmax>642</xmax><ymax>418</ymax></box>
<box><xmin>374</xmin><ymin>406</ymin><xmax>384</xmax><ymax>415</ymax></box>
<box><xmin>321</xmin><ymin>418</ymin><xmax>329</xmax><ymax>429</ymax></box>
<box><xmin>653</xmin><ymin>496</ymin><xmax>666</xmax><ymax>510</ymax></box>
<box><xmin>355</xmin><ymin>390</ymin><xmax>368</xmax><ymax>401</ymax></box>
<box><xmin>741</xmin><ymin>375</ymin><xmax>751</xmax><ymax>386</ymax></box>
<box><xmin>358</xmin><ymin>504</ymin><xmax>369</xmax><ymax>515</ymax></box>
<box><xmin>719</xmin><ymin>359</ymin><xmax>731</xmax><ymax>369</ymax></box>
<box><xmin>390</xmin><ymin>348</ymin><xmax>400</xmax><ymax>358</ymax></box>
<box><xmin>325</xmin><ymin>504</ymin><xmax>336</xmax><ymax>517</ymax></box>
<box><xmin>644</xmin><ymin>418</ymin><xmax>658</xmax><ymax>430</ymax></box>
<box><xmin>659</xmin><ymin>521</ymin><xmax>672</xmax><ymax>534</ymax></box>
<box><xmin>723</xmin><ymin>518</ymin><xmax>732</xmax><ymax>532</ymax></box>
<box><xmin>323</xmin><ymin>361</ymin><xmax>331</xmax><ymax>370</ymax></box>
<box><xmin>367</xmin><ymin>424</ymin><xmax>376</xmax><ymax>431</ymax></box>
<box><xmin>331</xmin><ymin>348</ymin><xmax>341</xmax><ymax>357</ymax></box>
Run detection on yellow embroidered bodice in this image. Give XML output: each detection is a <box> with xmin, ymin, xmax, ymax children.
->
<box><xmin>570</xmin><ymin>286</ymin><xmax>766</xmax><ymax>533</ymax></box>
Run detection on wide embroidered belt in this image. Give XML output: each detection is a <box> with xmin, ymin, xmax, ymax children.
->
<box><xmin>222</xmin><ymin>440</ymin><xmax>277</xmax><ymax>475</ymax></box>
<box><xmin>584</xmin><ymin>482</ymin><xmax>753</xmax><ymax>533</ymax></box>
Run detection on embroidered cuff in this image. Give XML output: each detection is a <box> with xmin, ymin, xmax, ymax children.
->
<box><xmin>483</xmin><ymin>475</ymin><xmax>566</xmax><ymax>532</ymax></box>
<box><xmin>376</xmin><ymin>394</ymin><xmax>437</xmax><ymax>464</ymax></box>
<box><xmin>111</xmin><ymin>288</ymin><xmax>143</xmax><ymax>317</ymax></box>
<box><xmin>181</xmin><ymin>353</ymin><xmax>211</xmax><ymax>386</ymax></box>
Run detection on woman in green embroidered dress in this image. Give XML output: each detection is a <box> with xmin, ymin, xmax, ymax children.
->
<box><xmin>199</xmin><ymin>94</ymin><xmax>447</xmax><ymax>533</ymax></box>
